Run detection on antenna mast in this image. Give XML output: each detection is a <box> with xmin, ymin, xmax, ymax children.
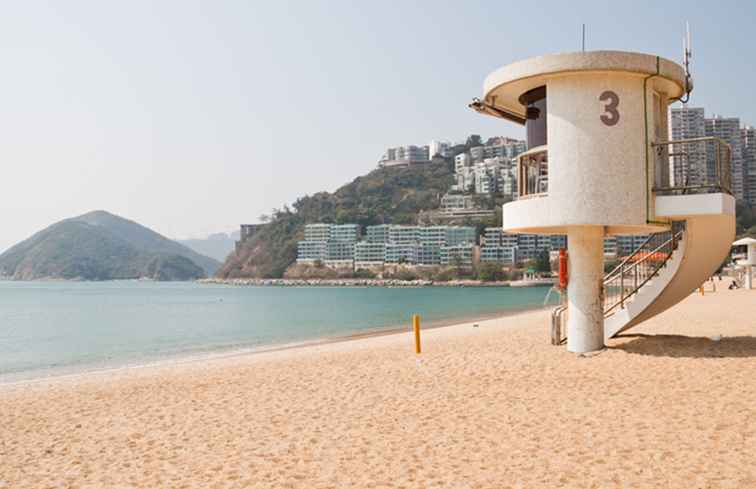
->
<box><xmin>582</xmin><ymin>24</ymin><xmax>586</xmax><ymax>52</ymax></box>
<box><xmin>680</xmin><ymin>22</ymin><xmax>692</xmax><ymax>103</ymax></box>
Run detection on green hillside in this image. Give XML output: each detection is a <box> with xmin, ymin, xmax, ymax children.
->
<box><xmin>0</xmin><ymin>211</ymin><xmax>218</xmax><ymax>281</ymax></box>
<box><xmin>218</xmin><ymin>161</ymin><xmax>474</xmax><ymax>279</ymax></box>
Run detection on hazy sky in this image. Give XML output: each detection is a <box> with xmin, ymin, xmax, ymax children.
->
<box><xmin>1</xmin><ymin>1</ymin><xmax>754</xmax><ymax>252</ymax></box>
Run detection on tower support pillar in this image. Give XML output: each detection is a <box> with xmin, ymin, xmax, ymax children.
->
<box><xmin>566</xmin><ymin>226</ymin><xmax>605</xmax><ymax>353</ymax></box>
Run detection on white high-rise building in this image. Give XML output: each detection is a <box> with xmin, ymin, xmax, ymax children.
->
<box><xmin>742</xmin><ymin>126</ymin><xmax>756</xmax><ymax>207</ymax></box>
<box><xmin>669</xmin><ymin>106</ymin><xmax>706</xmax><ymax>187</ymax></box>
<box><xmin>429</xmin><ymin>140</ymin><xmax>452</xmax><ymax>158</ymax></box>
<box><xmin>706</xmin><ymin>115</ymin><xmax>744</xmax><ymax>201</ymax></box>
<box><xmin>379</xmin><ymin>145</ymin><xmax>430</xmax><ymax>167</ymax></box>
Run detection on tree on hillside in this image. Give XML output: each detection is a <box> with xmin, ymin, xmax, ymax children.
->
<box><xmin>466</xmin><ymin>134</ymin><xmax>483</xmax><ymax>148</ymax></box>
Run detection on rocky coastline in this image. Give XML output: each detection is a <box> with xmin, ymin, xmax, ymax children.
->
<box><xmin>198</xmin><ymin>277</ymin><xmax>513</xmax><ymax>287</ymax></box>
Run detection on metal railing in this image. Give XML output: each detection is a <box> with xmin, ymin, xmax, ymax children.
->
<box><xmin>602</xmin><ymin>222</ymin><xmax>686</xmax><ymax>317</ymax></box>
<box><xmin>652</xmin><ymin>137</ymin><xmax>732</xmax><ymax>196</ymax></box>
<box><xmin>517</xmin><ymin>146</ymin><xmax>548</xmax><ymax>198</ymax></box>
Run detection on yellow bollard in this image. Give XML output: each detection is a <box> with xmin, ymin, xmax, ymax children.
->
<box><xmin>699</xmin><ymin>285</ymin><xmax>704</xmax><ymax>296</ymax></box>
<box><xmin>413</xmin><ymin>314</ymin><xmax>421</xmax><ymax>354</ymax></box>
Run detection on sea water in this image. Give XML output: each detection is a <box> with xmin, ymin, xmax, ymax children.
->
<box><xmin>0</xmin><ymin>281</ymin><xmax>555</xmax><ymax>382</ymax></box>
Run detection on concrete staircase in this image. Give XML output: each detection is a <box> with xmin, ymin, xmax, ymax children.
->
<box><xmin>603</xmin><ymin>193</ymin><xmax>736</xmax><ymax>339</ymax></box>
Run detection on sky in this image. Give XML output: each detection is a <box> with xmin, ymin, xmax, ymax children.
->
<box><xmin>1</xmin><ymin>0</ymin><xmax>754</xmax><ymax>252</ymax></box>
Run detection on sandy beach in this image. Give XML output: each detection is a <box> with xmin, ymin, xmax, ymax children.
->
<box><xmin>1</xmin><ymin>286</ymin><xmax>755</xmax><ymax>488</ymax></box>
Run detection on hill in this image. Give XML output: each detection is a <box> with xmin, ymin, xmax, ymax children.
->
<box><xmin>178</xmin><ymin>231</ymin><xmax>239</xmax><ymax>262</ymax></box>
<box><xmin>0</xmin><ymin>211</ymin><xmax>220</xmax><ymax>281</ymax></box>
<box><xmin>218</xmin><ymin>161</ymin><xmax>474</xmax><ymax>279</ymax></box>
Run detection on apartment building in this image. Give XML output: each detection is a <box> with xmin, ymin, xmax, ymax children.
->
<box><xmin>480</xmin><ymin>245</ymin><xmax>517</xmax><ymax>265</ymax></box>
<box><xmin>440</xmin><ymin>244</ymin><xmax>474</xmax><ymax>266</ymax></box>
<box><xmin>429</xmin><ymin>140</ymin><xmax>452</xmax><ymax>158</ymax></box>
<box><xmin>742</xmin><ymin>126</ymin><xmax>756</xmax><ymax>207</ymax></box>
<box><xmin>669</xmin><ymin>106</ymin><xmax>707</xmax><ymax>187</ymax></box>
<box><xmin>439</xmin><ymin>194</ymin><xmax>475</xmax><ymax>212</ymax></box>
<box><xmin>445</xmin><ymin>227</ymin><xmax>476</xmax><ymax>246</ymax></box>
<box><xmin>324</xmin><ymin>241</ymin><xmax>355</xmax><ymax>268</ymax></box>
<box><xmin>296</xmin><ymin>241</ymin><xmax>327</xmax><ymax>263</ymax></box>
<box><xmin>416</xmin><ymin>243</ymin><xmax>442</xmax><ymax>266</ymax></box>
<box><xmin>330</xmin><ymin>224</ymin><xmax>361</xmax><ymax>242</ymax></box>
<box><xmin>297</xmin><ymin>223</ymin><xmax>359</xmax><ymax>266</ymax></box>
<box><xmin>366</xmin><ymin>224</ymin><xmax>390</xmax><ymax>243</ymax></box>
<box><xmin>419</xmin><ymin>226</ymin><xmax>448</xmax><ymax>246</ymax></box>
<box><xmin>706</xmin><ymin>115</ymin><xmax>745</xmax><ymax>201</ymax></box>
<box><xmin>480</xmin><ymin>228</ymin><xmax>516</xmax><ymax>265</ymax></box>
<box><xmin>379</xmin><ymin>145</ymin><xmax>430</xmax><ymax>167</ymax></box>
<box><xmin>354</xmin><ymin>242</ymin><xmax>386</xmax><ymax>268</ymax></box>
<box><xmin>483</xmin><ymin>140</ymin><xmax>527</xmax><ymax>159</ymax></box>
<box><xmin>385</xmin><ymin>243</ymin><xmax>418</xmax><ymax>264</ymax></box>
<box><xmin>388</xmin><ymin>226</ymin><xmax>420</xmax><ymax>245</ymax></box>
<box><xmin>304</xmin><ymin>223</ymin><xmax>332</xmax><ymax>242</ymax></box>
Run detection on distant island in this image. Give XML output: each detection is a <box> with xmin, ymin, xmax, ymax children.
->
<box><xmin>0</xmin><ymin>211</ymin><xmax>220</xmax><ymax>281</ymax></box>
<box><xmin>178</xmin><ymin>231</ymin><xmax>239</xmax><ymax>262</ymax></box>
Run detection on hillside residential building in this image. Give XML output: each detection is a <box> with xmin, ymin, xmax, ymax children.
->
<box><xmin>296</xmin><ymin>240</ymin><xmax>327</xmax><ymax>263</ymax></box>
<box><xmin>354</xmin><ymin>242</ymin><xmax>386</xmax><ymax>267</ymax></box>
<box><xmin>439</xmin><ymin>194</ymin><xmax>475</xmax><ymax>212</ymax></box>
<box><xmin>304</xmin><ymin>223</ymin><xmax>332</xmax><ymax>242</ymax></box>
<box><xmin>298</xmin><ymin>223</ymin><xmax>481</xmax><ymax>268</ymax></box>
<box><xmin>440</xmin><ymin>244</ymin><xmax>474</xmax><ymax>266</ymax></box>
<box><xmin>379</xmin><ymin>145</ymin><xmax>430</xmax><ymax>167</ymax></box>
<box><xmin>445</xmin><ymin>227</ymin><xmax>476</xmax><ymax>246</ymax></box>
<box><xmin>385</xmin><ymin>243</ymin><xmax>418</xmax><ymax>264</ymax></box>
<box><xmin>429</xmin><ymin>140</ymin><xmax>452</xmax><ymax>158</ymax></box>
<box><xmin>330</xmin><ymin>224</ymin><xmax>361</xmax><ymax>242</ymax></box>
<box><xmin>388</xmin><ymin>226</ymin><xmax>420</xmax><ymax>245</ymax></box>
<box><xmin>235</xmin><ymin>223</ymin><xmax>265</xmax><ymax>252</ymax></box>
<box><xmin>366</xmin><ymin>224</ymin><xmax>391</xmax><ymax>243</ymax></box>
<box><xmin>479</xmin><ymin>228</ymin><xmax>566</xmax><ymax>265</ymax></box>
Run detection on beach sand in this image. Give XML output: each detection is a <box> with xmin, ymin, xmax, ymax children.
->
<box><xmin>1</xmin><ymin>286</ymin><xmax>755</xmax><ymax>488</ymax></box>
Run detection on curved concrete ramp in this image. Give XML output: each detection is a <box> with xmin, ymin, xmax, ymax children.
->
<box><xmin>605</xmin><ymin>193</ymin><xmax>736</xmax><ymax>339</ymax></box>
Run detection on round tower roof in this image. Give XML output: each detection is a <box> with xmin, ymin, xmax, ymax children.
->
<box><xmin>480</xmin><ymin>51</ymin><xmax>689</xmax><ymax>124</ymax></box>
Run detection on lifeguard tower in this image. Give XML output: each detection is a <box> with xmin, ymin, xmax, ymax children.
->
<box><xmin>733</xmin><ymin>237</ymin><xmax>756</xmax><ymax>289</ymax></box>
<box><xmin>471</xmin><ymin>49</ymin><xmax>735</xmax><ymax>353</ymax></box>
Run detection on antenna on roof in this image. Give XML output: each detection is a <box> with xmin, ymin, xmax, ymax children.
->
<box><xmin>582</xmin><ymin>24</ymin><xmax>586</xmax><ymax>52</ymax></box>
<box><xmin>679</xmin><ymin>22</ymin><xmax>693</xmax><ymax>104</ymax></box>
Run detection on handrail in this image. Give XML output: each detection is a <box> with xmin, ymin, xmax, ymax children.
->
<box><xmin>604</xmin><ymin>233</ymin><xmax>657</xmax><ymax>281</ymax></box>
<box><xmin>652</xmin><ymin>137</ymin><xmax>732</xmax><ymax>196</ymax></box>
<box><xmin>603</xmin><ymin>222</ymin><xmax>686</xmax><ymax>317</ymax></box>
<box><xmin>517</xmin><ymin>146</ymin><xmax>548</xmax><ymax>199</ymax></box>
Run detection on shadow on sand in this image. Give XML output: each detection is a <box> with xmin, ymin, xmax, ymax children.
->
<box><xmin>612</xmin><ymin>334</ymin><xmax>756</xmax><ymax>358</ymax></box>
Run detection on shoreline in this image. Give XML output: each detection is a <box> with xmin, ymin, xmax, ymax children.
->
<box><xmin>0</xmin><ymin>302</ymin><xmax>551</xmax><ymax>388</ymax></box>
<box><xmin>3</xmin><ymin>288</ymin><xmax>755</xmax><ymax>487</ymax></box>
<box><xmin>199</xmin><ymin>277</ymin><xmax>525</xmax><ymax>287</ymax></box>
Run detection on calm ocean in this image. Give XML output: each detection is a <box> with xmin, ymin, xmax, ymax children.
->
<box><xmin>0</xmin><ymin>281</ymin><xmax>555</xmax><ymax>382</ymax></box>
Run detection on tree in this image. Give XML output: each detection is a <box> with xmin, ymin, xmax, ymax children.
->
<box><xmin>466</xmin><ymin>134</ymin><xmax>483</xmax><ymax>148</ymax></box>
<box><xmin>736</xmin><ymin>202</ymin><xmax>756</xmax><ymax>235</ymax></box>
<box><xmin>534</xmin><ymin>249</ymin><xmax>551</xmax><ymax>273</ymax></box>
<box><xmin>477</xmin><ymin>262</ymin><xmax>506</xmax><ymax>282</ymax></box>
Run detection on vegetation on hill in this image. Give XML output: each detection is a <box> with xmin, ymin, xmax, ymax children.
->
<box><xmin>0</xmin><ymin>211</ymin><xmax>218</xmax><ymax>281</ymax></box>
<box><xmin>218</xmin><ymin>162</ymin><xmax>460</xmax><ymax>279</ymax></box>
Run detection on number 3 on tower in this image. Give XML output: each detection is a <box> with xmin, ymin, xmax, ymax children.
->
<box><xmin>599</xmin><ymin>91</ymin><xmax>620</xmax><ymax>126</ymax></box>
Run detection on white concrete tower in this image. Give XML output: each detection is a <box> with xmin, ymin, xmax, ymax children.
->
<box><xmin>471</xmin><ymin>51</ymin><xmax>736</xmax><ymax>353</ymax></box>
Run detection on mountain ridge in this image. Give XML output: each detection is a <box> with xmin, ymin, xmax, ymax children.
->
<box><xmin>0</xmin><ymin>211</ymin><xmax>220</xmax><ymax>281</ymax></box>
